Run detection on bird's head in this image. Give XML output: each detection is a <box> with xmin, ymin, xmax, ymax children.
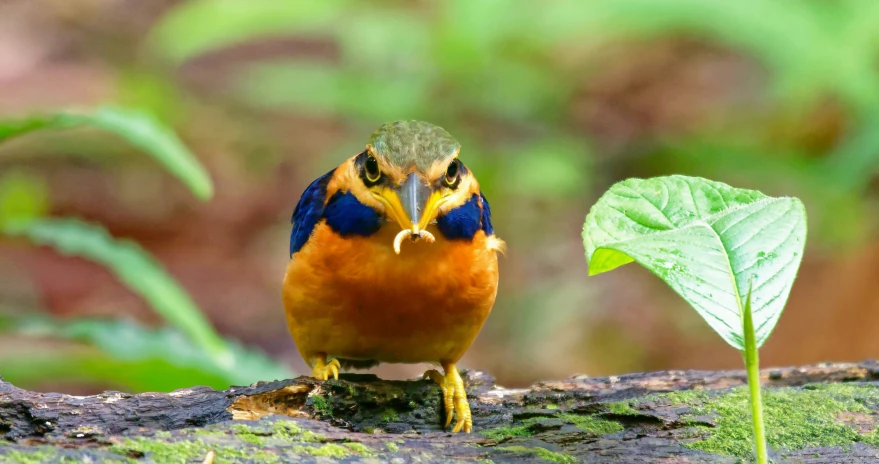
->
<box><xmin>332</xmin><ymin>121</ymin><xmax>481</xmax><ymax>252</ymax></box>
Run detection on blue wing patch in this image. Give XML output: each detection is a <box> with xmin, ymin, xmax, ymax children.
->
<box><xmin>479</xmin><ymin>192</ymin><xmax>494</xmax><ymax>236</ymax></box>
<box><xmin>436</xmin><ymin>194</ymin><xmax>481</xmax><ymax>240</ymax></box>
<box><xmin>324</xmin><ymin>190</ymin><xmax>383</xmax><ymax>237</ymax></box>
<box><xmin>436</xmin><ymin>193</ymin><xmax>496</xmax><ymax>240</ymax></box>
<box><xmin>289</xmin><ymin>169</ymin><xmax>335</xmax><ymax>255</ymax></box>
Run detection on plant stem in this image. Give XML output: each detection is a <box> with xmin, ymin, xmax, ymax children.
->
<box><xmin>744</xmin><ymin>346</ymin><xmax>767</xmax><ymax>463</ymax></box>
<box><xmin>742</xmin><ymin>282</ymin><xmax>768</xmax><ymax>464</ymax></box>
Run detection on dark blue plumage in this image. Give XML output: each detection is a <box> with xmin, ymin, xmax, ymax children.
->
<box><xmin>479</xmin><ymin>193</ymin><xmax>494</xmax><ymax>236</ymax></box>
<box><xmin>290</xmin><ymin>170</ymin><xmax>386</xmax><ymax>255</ymax></box>
<box><xmin>437</xmin><ymin>194</ymin><xmax>483</xmax><ymax>240</ymax></box>
<box><xmin>291</xmin><ymin>168</ymin><xmax>495</xmax><ymax>254</ymax></box>
<box><xmin>290</xmin><ymin>169</ymin><xmax>334</xmax><ymax>255</ymax></box>
<box><xmin>324</xmin><ymin>191</ymin><xmax>383</xmax><ymax>237</ymax></box>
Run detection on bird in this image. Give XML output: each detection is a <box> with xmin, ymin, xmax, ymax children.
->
<box><xmin>282</xmin><ymin>120</ymin><xmax>504</xmax><ymax>433</ymax></box>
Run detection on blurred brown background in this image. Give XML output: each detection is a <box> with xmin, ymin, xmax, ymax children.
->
<box><xmin>2</xmin><ymin>0</ymin><xmax>879</xmax><ymax>393</ymax></box>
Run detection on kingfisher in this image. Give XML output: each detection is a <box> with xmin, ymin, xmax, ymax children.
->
<box><xmin>282</xmin><ymin>121</ymin><xmax>503</xmax><ymax>433</ymax></box>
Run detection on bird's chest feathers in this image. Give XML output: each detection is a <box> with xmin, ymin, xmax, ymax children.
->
<box><xmin>288</xmin><ymin>189</ymin><xmax>498</xmax><ymax>314</ymax></box>
<box><xmin>325</xmin><ymin>222</ymin><xmax>486</xmax><ymax>285</ymax></box>
<box><xmin>294</xmin><ymin>222</ymin><xmax>497</xmax><ymax>313</ymax></box>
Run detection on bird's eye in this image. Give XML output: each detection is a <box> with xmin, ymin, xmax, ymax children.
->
<box><xmin>444</xmin><ymin>160</ymin><xmax>459</xmax><ymax>186</ymax></box>
<box><xmin>365</xmin><ymin>155</ymin><xmax>381</xmax><ymax>182</ymax></box>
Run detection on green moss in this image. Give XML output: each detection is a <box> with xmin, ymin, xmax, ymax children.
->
<box><xmin>109</xmin><ymin>438</ymin><xmax>210</xmax><ymax>463</ymax></box>
<box><xmin>232</xmin><ymin>424</ymin><xmax>267</xmax><ymax>446</ymax></box>
<box><xmin>386</xmin><ymin>441</ymin><xmax>400</xmax><ymax>452</ymax></box>
<box><xmin>99</xmin><ymin>420</ymin><xmax>388</xmax><ymax>462</ymax></box>
<box><xmin>153</xmin><ymin>430</ymin><xmax>171</xmax><ymax>439</ymax></box>
<box><xmin>292</xmin><ymin>443</ymin><xmax>349</xmax><ymax>458</ymax></box>
<box><xmin>109</xmin><ymin>424</ymin><xmax>336</xmax><ymax>464</ymax></box>
<box><xmin>545</xmin><ymin>403</ymin><xmax>560</xmax><ymax>410</ymax></box>
<box><xmin>269</xmin><ymin>420</ymin><xmax>324</xmax><ymax>443</ymax></box>
<box><xmin>310</xmin><ymin>396</ymin><xmax>333</xmax><ymax>417</ymax></box>
<box><xmin>660</xmin><ymin>384</ymin><xmax>879</xmax><ymax>459</ymax></box>
<box><xmin>380</xmin><ymin>409</ymin><xmax>400</xmax><ymax>422</ymax></box>
<box><xmin>482</xmin><ymin>424</ymin><xmax>535</xmax><ymax>440</ymax></box>
<box><xmin>661</xmin><ymin>388</ymin><xmax>710</xmax><ymax>405</ymax></box>
<box><xmin>270</xmin><ymin>420</ymin><xmax>303</xmax><ymax>437</ymax></box>
<box><xmin>558</xmin><ymin>413</ymin><xmax>624</xmax><ymax>435</ymax></box>
<box><xmin>213</xmin><ymin>446</ymin><xmax>281</xmax><ymax>464</ymax></box>
<box><xmin>498</xmin><ymin>446</ymin><xmax>576</xmax><ymax>463</ymax></box>
<box><xmin>605</xmin><ymin>401</ymin><xmax>638</xmax><ymax>416</ymax></box>
<box><xmin>343</xmin><ymin>442</ymin><xmax>374</xmax><ymax>456</ymax></box>
<box><xmin>533</xmin><ymin>448</ymin><xmax>577</xmax><ymax>464</ymax></box>
<box><xmin>861</xmin><ymin>430</ymin><xmax>879</xmax><ymax>447</ymax></box>
<box><xmin>237</xmin><ymin>434</ymin><xmax>265</xmax><ymax>445</ymax></box>
<box><xmin>1</xmin><ymin>449</ymin><xmax>58</xmax><ymax>464</ymax></box>
<box><xmin>301</xmin><ymin>430</ymin><xmax>324</xmax><ymax>442</ymax></box>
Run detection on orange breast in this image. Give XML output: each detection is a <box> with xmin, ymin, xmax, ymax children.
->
<box><xmin>282</xmin><ymin>222</ymin><xmax>499</xmax><ymax>367</ymax></box>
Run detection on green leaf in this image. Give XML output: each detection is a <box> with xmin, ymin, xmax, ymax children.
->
<box><xmin>583</xmin><ymin>175</ymin><xmax>807</xmax><ymax>349</ymax></box>
<box><xmin>2</xmin><ymin>315</ymin><xmax>292</xmax><ymax>390</ymax></box>
<box><xmin>0</xmin><ymin>171</ymin><xmax>49</xmax><ymax>227</ymax></box>
<box><xmin>0</xmin><ymin>107</ymin><xmax>213</xmax><ymax>201</ymax></box>
<box><xmin>653</xmin><ymin>137</ymin><xmax>868</xmax><ymax>248</ymax></box>
<box><xmin>1</xmin><ymin>218</ymin><xmax>234</xmax><ymax>366</ymax></box>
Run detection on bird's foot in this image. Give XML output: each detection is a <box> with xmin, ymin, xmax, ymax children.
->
<box><xmin>311</xmin><ymin>355</ymin><xmax>340</xmax><ymax>381</ymax></box>
<box><xmin>423</xmin><ymin>363</ymin><xmax>471</xmax><ymax>433</ymax></box>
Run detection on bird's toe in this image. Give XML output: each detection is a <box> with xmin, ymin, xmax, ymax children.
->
<box><xmin>427</xmin><ymin>364</ymin><xmax>472</xmax><ymax>433</ymax></box>
<box><xmin>311</xmin><ymin>355</ymin><xmax>340</xmax><ymax>381</ymax></box>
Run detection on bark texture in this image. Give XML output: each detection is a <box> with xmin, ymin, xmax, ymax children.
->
<box><xmin>2</xmin><ymin>361</ymin><xmax>879</xmax><ymax>463</ymax></box>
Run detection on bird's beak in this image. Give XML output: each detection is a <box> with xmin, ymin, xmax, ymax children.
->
<box><xmin>372</xmin><ymin>173</ymin><xmax>442</xmax><ymax>253</ymax></box>
<box><xmin>396</xmin><ymin>173</ymin><xmax>441</xmax><ymax>235</ymax></box>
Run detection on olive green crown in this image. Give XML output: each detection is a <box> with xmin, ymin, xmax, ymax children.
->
<box><xmin>367</xmin><ymin>120</ymin><xmax>460</xmax><ymax>171</ymax></box>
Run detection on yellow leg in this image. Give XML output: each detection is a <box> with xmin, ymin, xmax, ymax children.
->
<box><xmin>311</xmin><ymin>353</ymin><xmax>340</xmax><ymax>381</ymax></box>
<box><xmin>423</xmin><ymin>362</ymin><xmax>472</xmax><ymax>433</ymax></box>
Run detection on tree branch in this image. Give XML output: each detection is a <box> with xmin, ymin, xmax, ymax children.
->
<box><xmin>2</xmin><ymin>361</ymin><xmax>878</xmax><ymax>462</ymax></box>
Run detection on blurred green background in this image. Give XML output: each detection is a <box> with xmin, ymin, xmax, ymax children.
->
<box><xmin>2</xmin><ymin>0</ymin><xmax>879</xmax><ymax>393</ymax></box>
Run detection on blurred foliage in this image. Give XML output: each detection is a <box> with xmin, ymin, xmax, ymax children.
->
<box><xmin>148</xmin><ymin>0</ymin><xmax>879</xmax><ymax>116</ymax></box>
<box><xmin>144</xmin><ymin>0</ymin><xmax>879</xmax><ymax>377</ymax></box>
<box><xmin>147</xmin><ymin>1</ymin><xmax>349</xmax><ymax>65</ymax></box>
<box><xmin>4</xmin><ymin>219</ymin><xmax>230</xmax><ymax>363</ymax></box>
<box><xmin>145</xmin><ymin>0</ymin><xmax>879</xmax><ymax>245</ymax></box>
<box><xmin>0</xmin><ymin>107</ymin><xmax>213</xmax><ymax>201</ymax></box>
<box><xmin>0</xmin><ymin>171</ymin><xmax>49</xmax><ymax>228</ymax></box>
<box><xmin>0</xmin><ymin>315</ymin><xmax>289</xmax><ymax>391</ymax></box>
<box><xmin>3</xmin><ymin>0</ymin><xmax>879</xmax><ymax>389</ymax></box>
<box><xmin>0</xmin><ymin>108</ymin><xmax>291</xmax><ymax>391</ymax></box>
<box><xmin>575</xmin><ymin>0</ymin><xmax>879</xmax><ymax>114</ymax></box>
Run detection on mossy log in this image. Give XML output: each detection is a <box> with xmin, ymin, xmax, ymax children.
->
<box><xmin>3</xmin><ymin>361</ymin><xmax>879</xmax><ymax>463</ymax></box>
